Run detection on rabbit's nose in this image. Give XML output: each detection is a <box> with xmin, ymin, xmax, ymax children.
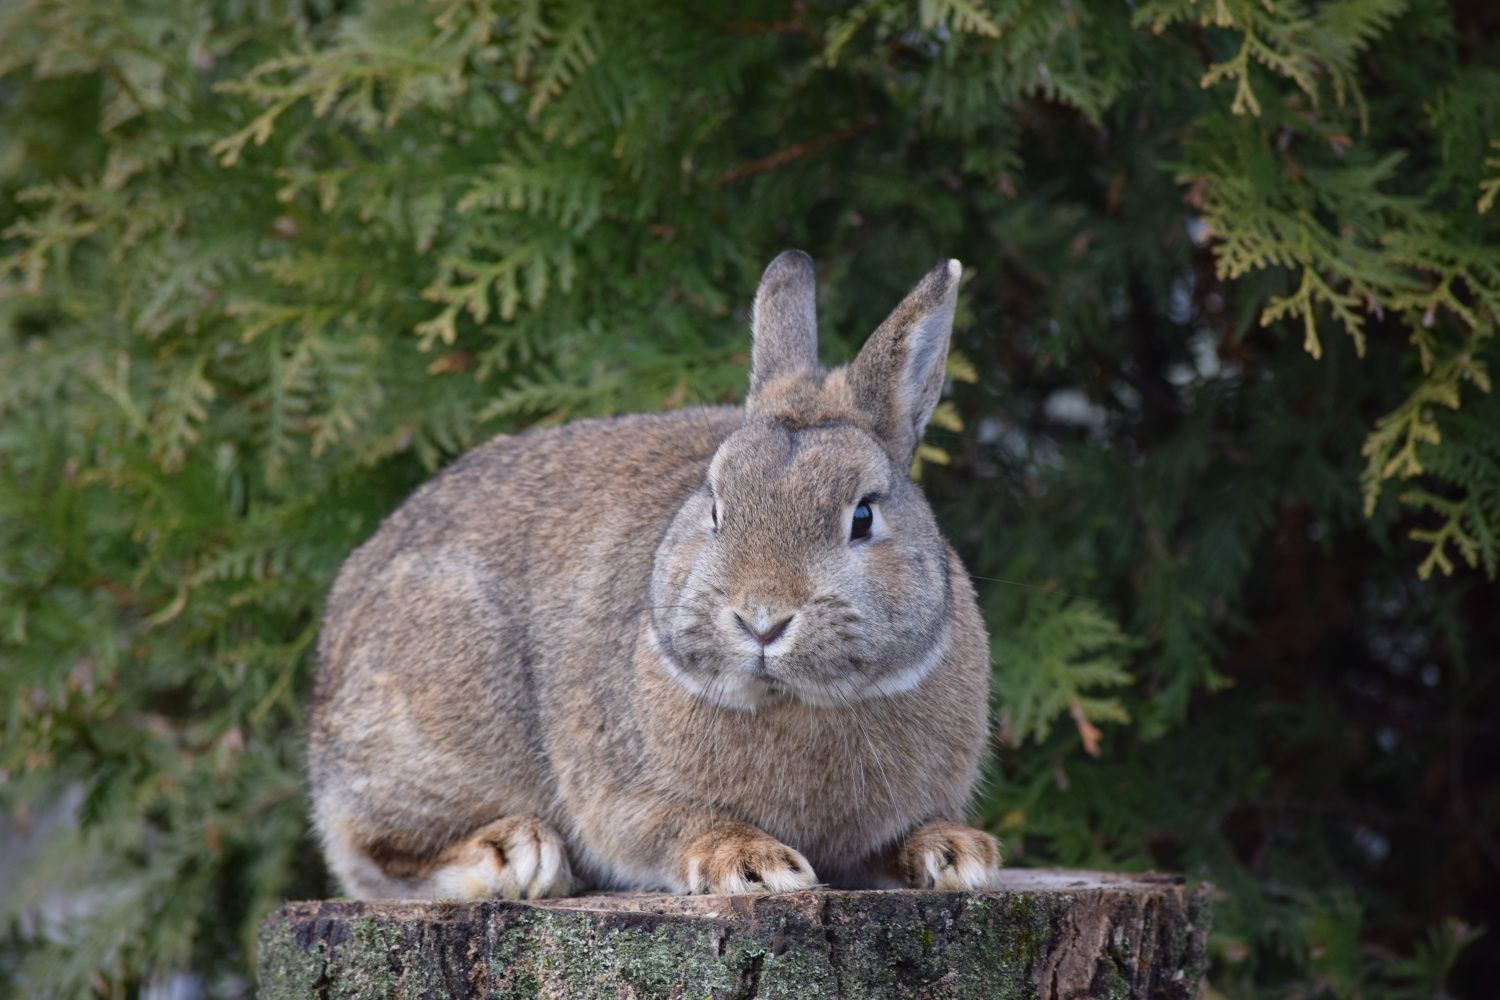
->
<box><xmin>734</xmin><ymin>612</ymin><xmax>793</xmax><ymax>648</ymax></box>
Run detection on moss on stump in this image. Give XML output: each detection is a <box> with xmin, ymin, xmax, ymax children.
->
<box><xmin>258</xmin><ymin>869</ymin><xmax>1211</xmax><ymax>1000</ymax></box>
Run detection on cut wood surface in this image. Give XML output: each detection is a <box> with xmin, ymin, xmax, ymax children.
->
<box><xmin>259</xmin><ymin>868</ymin><xmax>1211</xmax><ymax>999</ymax></box>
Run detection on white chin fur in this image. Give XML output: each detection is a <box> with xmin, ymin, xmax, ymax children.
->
<box><xmin>648</xmin><ymin>624</ymin><xmax>773</xmax><ymax>710</ymax></box>
<box><xmin>649</xmin><ymin>622</ymin><xmax>952</xmax><ymax>709</ymax></box>
<box><xmin>784</xmin><ymin>620</ymin><xmax>954</xmax><ymax>707</ymax></box>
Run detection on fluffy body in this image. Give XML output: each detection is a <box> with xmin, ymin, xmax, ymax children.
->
<box><xmin>307</xmin><ymin>252</ymin><xmax>1001</xmax><ymax>899</ymax></box>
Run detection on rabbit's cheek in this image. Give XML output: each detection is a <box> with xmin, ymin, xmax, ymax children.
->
<box><xmin>860</xmin><ymin>622</ymin><xmax>953</xmax><ymax>700</ymax></box>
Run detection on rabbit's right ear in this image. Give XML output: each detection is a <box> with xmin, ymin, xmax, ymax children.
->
<box><xmin>748</xmin><ymin>250</ymin><xmax>819</xmax><ymax>397</ymax></box>
<box><xmin>846</xmin><ymin>259</ymin><xmax>961</xmax><ymax>466</ymax></box>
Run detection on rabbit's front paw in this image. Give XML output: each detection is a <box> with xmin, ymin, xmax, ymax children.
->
<box><xmin>429</xmin><ymin>815</ymin><xmax>575</xmax><ymax>901</ymax></box>
<box><xmin>899</xmin><ymin>822</ymin><xmax>1002</xmax><ymax>891</ymax></box>
<box><xmin>682</xmin><ymin>823</ymin><xmax>818</xmax><ymax>894</ymax></box>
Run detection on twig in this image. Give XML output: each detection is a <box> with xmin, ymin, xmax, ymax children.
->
<box><xmin>723</xmin><ymin>19</ymin><xmax>823</xmax><ymax>46</ymax></box>
<box><xmin>722</xmin><ymin>115</ymin><xmax>878</xmax><ymax>183</ymax></box>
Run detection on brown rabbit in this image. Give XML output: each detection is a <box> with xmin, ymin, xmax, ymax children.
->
<box><xmin>307</xmin><ymin>251</ymin><xmax>1001</xmax><ymax>899</ymax></box>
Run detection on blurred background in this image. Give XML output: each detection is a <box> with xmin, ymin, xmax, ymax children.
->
<box><xmin>2</xmin><ymin>0</ymin><xmax>1498</xmax><ymax>996</ymax></box>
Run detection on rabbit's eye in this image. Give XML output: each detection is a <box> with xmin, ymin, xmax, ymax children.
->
<box><xmin>850</xmin><ymin>500</ymin><xmax>874</xmax><ymax>541</ymax></box>
<box><xmin>710</xmin><ymin>500</ymin><xmax>719</xmax><ymax>531</ymax></box>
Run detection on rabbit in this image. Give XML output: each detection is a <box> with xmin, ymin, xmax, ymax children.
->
<box><xmin>306</xmin><ymin>250</ymin><xmax>1002</xmax><ymax>900</ymax></box>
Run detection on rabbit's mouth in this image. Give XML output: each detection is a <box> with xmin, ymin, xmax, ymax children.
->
<box><xmin>647</xmin><ymin>626</ymin><xmax>793</xmax><ymax>710</ymax></box>
<box><xmin>646</xmin><ymin>619</ymin><xmax>813</xmax><ymax>709</ymax></box>
<box><xmin>646</xmin><ymin>617</ymin><xmax>951</xmax><ymax>711</ymax></box>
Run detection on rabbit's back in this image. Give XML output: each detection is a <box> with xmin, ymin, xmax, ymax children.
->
<box><xmin>321</xmin><ymin>405</ymin><xmax>742</xmax><ymax>636</ymax></box>
<box><xmin>307</xmin><ymin>406</ymin><xmax>742</xmax><ymax>886</ymax></box>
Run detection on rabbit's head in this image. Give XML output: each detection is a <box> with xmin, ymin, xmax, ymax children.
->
<box><xmin>649</xmin><ymin>251</ymin><xmax>965</xmax><ymax>709</ymax></box>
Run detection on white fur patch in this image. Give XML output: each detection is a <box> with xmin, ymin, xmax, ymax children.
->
<box><xmin>497</xmin><ymin>830</ymin><xmax>540</xmax><ymax>901</ymax></box>
<box><xmin>694</xmin><ymin>849</ymin><xmax>818</xmax><ymax>895</ymax></box>
<box><xmin>921</xmin><ymin>848</ymin><xmax>946</xmax><ymax>889</ymax></box>
<box><xmin>927</xmin><ymin>852</ymin><xmax>1002</xmax><ymax>891</ymax></box>
<box><xmin>428</xmin><ymin>861</ymin><xmax>501</xmax><ymax>902</ymax></box>
<box><xmin>649</xmin><ymin>616</ymin><xmax>951</xmax><ymax>710</ymax></box>
<box><xmin>684</xmin><ymin>839</ymin><xmax>818</xmax><ymax>894</ymax></box>
<box><xmin>785</xmin><ymin>621</ymin><xmax>954</xmax><ymax>707</ymax></box>
<box><xmin>648</xmin><ymin>623</ymin><xmax>773</xmax><ymax>711</ymax></box>
<box><xmin>916</xmin><ymin>837</ymin><xmax>1003</xmax><ymax>892</ymax></box>
<box><xmin>757</xmin><ymin>859</ymin><xmax>818</xmax><ymax>893</ymax></box>
<box><xmin>864</xmin><ymin>621</ymin><xmax>953</xmax><ymax>699</ymax></box>
<box><xmin>531</xmin><ymin>835</ymin><xmax>564</xmax><ymax>899</ymax></box>
<box><xmin>418</xmin><ymin>823</ymin><xmax>574</xmax><ymax>902</ymax></box>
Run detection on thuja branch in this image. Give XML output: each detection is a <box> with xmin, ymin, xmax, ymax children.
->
<box><xmin>722</xmin><ymin>115</ymin><xmax>878</xmax><ymax>183</ymax></box>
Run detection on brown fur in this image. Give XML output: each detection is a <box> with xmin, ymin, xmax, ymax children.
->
<box><xmin>307</xmin><ymin>251</ymin><xmax>1002</xmax><ymax>898</ymax></box>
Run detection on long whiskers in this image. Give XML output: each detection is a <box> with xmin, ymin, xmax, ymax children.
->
<box><xmin>682</xmin><ymin>664</ymin><xmax>733</xmax><ymax>771</ymax></box>
<box><xmin>966</xmin><ymin>574</ymin><xmax>1084</xmax><ymax>600</ymax></box>
<box><xmin>626</xmin><ymin>602</ymin><xmax>718</xmax><ymax>617</ymax></box>
<box><xmin>836</xmin><ymin>688</ymin><xmax>898</xmax><ymax>814</ymax></box>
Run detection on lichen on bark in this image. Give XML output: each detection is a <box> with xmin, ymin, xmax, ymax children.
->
<box><xmin>258</xmin><ymin>870</ymin><xmax>1211</xmax><ymax>1000</ymax></box>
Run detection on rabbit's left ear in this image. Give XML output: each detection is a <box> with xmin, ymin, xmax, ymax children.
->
<box><xmin>749</xmin><ymin>250</ymin><xmax>819</xmax><ymax>397</ymax></box>
<box><xmin>847</xmin><ymin>259</ymin><xmax>961</xmax><ymax>466</ymax></box>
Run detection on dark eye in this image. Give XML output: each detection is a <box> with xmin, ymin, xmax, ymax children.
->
<box><xmin>850</xmin><ymin>500</ymin><xmax>874</xmax><ymax>541</ymax></box>
<box><xmin>710</xmin><ymin>498</ymin><xmax>719</xmax><ymax>530</ymax></box>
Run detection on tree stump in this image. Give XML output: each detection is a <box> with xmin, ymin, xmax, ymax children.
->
<box><xmin>258</xmin><ymin>869</ymin><xmax>1211</xmax><ymax>999</ymax></box>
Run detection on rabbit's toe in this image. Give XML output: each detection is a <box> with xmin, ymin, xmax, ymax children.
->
<box><xmin>682</xmin><ymin>823</ymin><xmax>818</xmax><ymax>894</ymax></box>
<box><xmin>430</xmin><ymin>815</ymin><xmax>574</xmax><ymax>901</ymax></box>
<box><xmin>900</xmin><ymin>823</ymin><xmax>1002</xmax><ymax>891</ymax></box>
<box><xmin>485</xmin><ymin>816</ymin><xmax>575</xmax><ymax>900</ymax></box>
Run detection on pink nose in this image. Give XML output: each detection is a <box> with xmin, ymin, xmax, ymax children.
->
<box><xmin>734</xmin><ymin>613</ymin><xmax>793</xmax><ymax>647</ymax></box>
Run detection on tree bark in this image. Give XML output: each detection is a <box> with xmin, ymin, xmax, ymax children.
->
<box><xmin>258</xmin><ymin>869</ymin><xmax>1212</xmax><ymax>1000</ymax></box>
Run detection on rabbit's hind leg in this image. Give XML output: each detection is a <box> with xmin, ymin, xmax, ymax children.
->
<box><xmin>329</xmin><ymin>813</ymin><xmax>576</xmax><ymax>902</ymax></box>
<box><xmin>420</xmin><ymin>815</ymin><xmax>576</xmax><ymax>901</ymax></box>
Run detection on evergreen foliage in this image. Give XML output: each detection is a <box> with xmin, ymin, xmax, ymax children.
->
<box><xmin>2</xmin><ymin>0</ymin><xmax>1497</xmax><ymax>994</ymax></box>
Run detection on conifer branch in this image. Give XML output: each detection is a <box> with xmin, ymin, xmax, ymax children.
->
<box><xmin>721</xmin><ymin>115</ymin><xmax>878</xmax><ymax>183</ymax></box>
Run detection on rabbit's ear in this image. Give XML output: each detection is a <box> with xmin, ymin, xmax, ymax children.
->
<box><xmin>749</xmin><ymin>250</ymin><xmax>819</xmax><ymax>397</ymax></box>
<box><xmin>847</xmin><ymin>260</ymin><xmax>961</xmax><ymax>465</ymax></box>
